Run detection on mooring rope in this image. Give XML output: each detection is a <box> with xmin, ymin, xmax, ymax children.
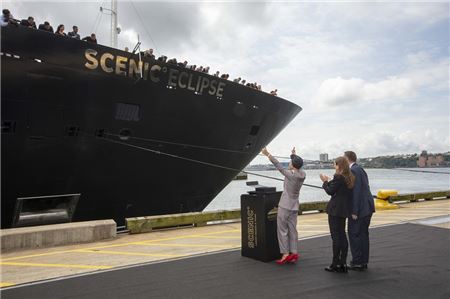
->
<box><xmin>85</xmin><ymin>133</ymin><xmax>324</xmax><ymax>189</ymax></box>
<box><xmin>104</xmin><ymin>133</ymin><xmax>318</xmax><ymax>163</ymax></box>
<box><xmin>104</xmin><ymin>132</ymin><xmax>250</xmax><ymax>155</ymax></box>
<box><xmin>256</xmin><ymin>154</ymin><xmax>315</xmax><ymax>162</ymax></box>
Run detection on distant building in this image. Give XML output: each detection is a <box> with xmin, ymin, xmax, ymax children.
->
<box><xmin>417</xmin><ymin>151</ymin><xmax>427</xmax><ymax>167</ymax></box>
<box><xmin>417</xmin><ymin>150</ymin><xmax>445</xmax><ymax>167</ymax></box>
<box><xmin>319</xmin><ymin>153</ymin><xmax>329</xmax><ymax>162</ymax></box>
<box><xmin>427</xmin><ymin>154</ymin><xmax>444</xmax><ymax>167</ymax></box>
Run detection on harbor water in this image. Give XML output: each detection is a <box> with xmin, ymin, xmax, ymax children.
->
<box><xmin>205</xmin><ymin>168</ymin><xmax>450</xmax><ymax>211</ymax></box>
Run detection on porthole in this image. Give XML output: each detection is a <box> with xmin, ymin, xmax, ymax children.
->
<box><xmin>119</xmin><ymin>128</ymin><xmax>132</xmax><ymax>140</ymax></box>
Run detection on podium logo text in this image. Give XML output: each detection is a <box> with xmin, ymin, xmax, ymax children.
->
<box><xmin>247</xmin><ymin>207</ymin><xmax>257</xmax><ymax>248</ymax></box>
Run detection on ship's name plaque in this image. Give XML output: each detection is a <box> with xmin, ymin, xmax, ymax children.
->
<box><xmin>84</xmin><ymin>49</ymin><xmax>226</xmax><ymax>98</ymax></box>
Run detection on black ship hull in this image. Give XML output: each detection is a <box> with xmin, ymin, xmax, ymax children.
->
<box><xmin>1</xmin><ymin>26</ymin><xmax>302</xmax><ymax>228</ymax></box>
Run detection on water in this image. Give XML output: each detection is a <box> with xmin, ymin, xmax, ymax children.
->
<box><xmin>205</xmin><ymin>168</ymin><xmax>450</xmax><ymax>211</ymax></box>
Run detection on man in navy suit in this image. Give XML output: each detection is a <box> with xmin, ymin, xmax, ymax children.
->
<box><xmin>344</xmin><ymin>151</ymin><xmax>375</xmax><ymax>270</ymax></box>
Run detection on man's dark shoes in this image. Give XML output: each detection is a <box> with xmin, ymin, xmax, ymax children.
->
<box><xmin>349</xmin><ymin>263</ymin><xmax>366</xmax><ymax>271</ymax></box>
<box><xmin>325</xmin><ymin>264</ymin><xmax>347</xmax><ymax>273</ymax></box>
<box><xmin>336</xmin><ymin>264</ymin><xmax>348</xmax><ymax>273</ymax></box>
<box><xmin>324</xmin><ymin>265</ymin><xmax>338</xmax><ymax>272</ymax></box>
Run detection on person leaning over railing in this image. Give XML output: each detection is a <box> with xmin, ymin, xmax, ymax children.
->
<box><xmin>68</xmin><ymin>25</ymin><xmax>80</xmax><ymax>39</ymax></box>
<box><xmin>177</xmin><ymin>60</ymin><xmax>188</xmax><ymax>68</ymax></box>
<box><xmin>157</xmin><ymin>55</ymin><xmax>167</xmax><ymax>63</ymax></box>
<box><xmin>55</xmin><ymin>24</ymin><xmax>66</xmax><ymax>36</ymax></box>
<box><xmin>167</xmin><ymin>57</ymin><xmax>178</xmax><ymax>65</ymax></box>
<box><xmin>82</xmin><ymin>33</ymin><xmax>97</xmax><ymax>44</ymax></box>
<box><xmin>1</xmin><ymin>9</ymin><xmax>18</xmax><ymax>26</ymax></box>
<box><xmin>38</xmin><ymin>21</ymin><xmax>53</xmax><ymax>33</ymax></box>
<box><xmin>142</xmin><ymin>49</ymin><xmax>155</xmax><ymax>60</ymax></box>
<box><xmin>20</xmin><ymin>16</ymin><xmax>36</xmax><ymax>29</ymax></box>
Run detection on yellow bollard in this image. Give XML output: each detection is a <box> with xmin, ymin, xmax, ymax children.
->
<box><xmin>375</xmin><ymin>189</ymin><xmax>400</xmax><ymax>210</ymax></box>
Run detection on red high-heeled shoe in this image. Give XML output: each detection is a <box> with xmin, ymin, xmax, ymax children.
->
<box><xmin>288</xmin><ymin>253</ymin><xmax>299</xmax><ymax>263</ymax></box>
<box><xmin>276</xmin><ymin>255</ymin><xmax>291</xmax><ymax>264</ymax></box>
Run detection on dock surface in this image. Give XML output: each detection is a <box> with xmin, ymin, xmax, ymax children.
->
<box><xmin>1</xmin><ymin>200</ymin><xmax>449</xmax><ymax>291</ymax></box>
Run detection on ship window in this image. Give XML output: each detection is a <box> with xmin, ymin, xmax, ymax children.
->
<box><xmin>1</xmin><ymin>120</ymin><xmax>16</xmax><ymax>134</ymax></box>
<box><xmin>249</xmin><ymin>125</ymin><xmax>260</xmax><ymax>136</ymax></box>
<box><xmin>115</xmin><ymin>102</ymin><xmax>140</xmax><ymax>122</ymax></box>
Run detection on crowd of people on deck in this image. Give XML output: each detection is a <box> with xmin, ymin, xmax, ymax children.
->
<box><xmin>1</xmin><ymin>8</ymin><xmax>279</xmax><ymax>96</ymax></box>
<box><xmin>141</xmin><ymin>51</ymin><xmax>273</xmax><ymax>93</ymax></box>
<box><xmin>1</xmin><ymin>9</ymin><xmax>97</xmax><ymax>43</ymax></box>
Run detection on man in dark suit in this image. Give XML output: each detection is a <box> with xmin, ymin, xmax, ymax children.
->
<box><xmin>344</xmin><ymin>151</ymin><xmax>375</xmax><ymax>270</ymax></box>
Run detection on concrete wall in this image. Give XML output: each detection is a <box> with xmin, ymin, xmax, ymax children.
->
<box><xmin>0</xmin><ymin>220</ymin><xmax>116</xmax><ymax>252</ymax></box>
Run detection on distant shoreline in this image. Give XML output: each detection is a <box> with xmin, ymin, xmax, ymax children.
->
<box><xmin>245</xmin><ymin>165</ymin><xmax>450</xmax><ymax>171</ymax></box>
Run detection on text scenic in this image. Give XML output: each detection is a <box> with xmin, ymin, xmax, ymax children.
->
<box><xmin>84</xmin><ymin>49</ymin><xmax>226</xmax><ymax>98</ymax></box>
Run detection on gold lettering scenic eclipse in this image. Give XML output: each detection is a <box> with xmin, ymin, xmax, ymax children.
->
<box><xmin>84</xmin><ymin>49</ymin><xmax>226</xmax><ymax>97</ymax></box>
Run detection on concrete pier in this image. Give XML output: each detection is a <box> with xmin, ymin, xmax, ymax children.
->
<box><xmin>0</xmin><ymin>199</ymin><xmax>448</xmax><ymax>288</ymax></box>
<box><xmin>0</xmin><ymin>220</ymin><xmax>116</xmax><ymax>253</ymax></box>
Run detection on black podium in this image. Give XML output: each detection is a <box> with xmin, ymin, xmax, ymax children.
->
<box><xmin>241</xmin><ymin>184</ymin><xmax>282</xmax><ymax>262</ymax></box>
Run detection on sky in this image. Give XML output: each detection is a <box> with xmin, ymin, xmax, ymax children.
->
<box><xmin>4</xmin><ymin>0</ymin><xmax>449</xmax><ymax>163</ymax></box>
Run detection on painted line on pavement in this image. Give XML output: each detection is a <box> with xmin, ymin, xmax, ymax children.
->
<box><xmin>0</xmin><ymin>262</ymin><xmax>112</xmax><ymax>269</ymax></box>
<box><xmin>135</xmin><ymin>242</ymin><xmax>239</xmax><ymax>248</ymax></box>
<box><xmin>188</xmin><ymin>235</ymin><xmax>240</xmax><ymax>239</ymax></box>
<box><xmin>74</xmin><ymin>249</ymin><xmax>183</xmax><ymax>258</ymax></box>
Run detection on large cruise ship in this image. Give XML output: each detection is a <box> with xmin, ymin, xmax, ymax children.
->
<box><xmin>1</xmin><ymin>24</ymin><xmax>302</xmax><ymax>228</ymax></box>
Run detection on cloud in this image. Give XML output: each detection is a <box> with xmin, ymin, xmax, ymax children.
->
<box><xmin>313</xmin><ymin>76</ymin><xmax>415</xmax><ymax>108</ymax></box>
<box><xmin>404</xmin><ymin>58</ymin><xmax>449</xmax><ymax>92</ymax></box>
<box><xmin>312</xmin><ymin>53</ymin><xmax>448</xmax><ymax>109</ymax></box>
<box><xmin>120</xmin><ymin>28</ymin><xmax>139</xmax><ymax>48</ymax></box>
<box><xmin>315</xmin><ymin>2</ymin><xmax>449</xmax><ymax>28</ymax></box>
<box><xmin>264</xmin><ymin>129</ymin><xmax>450</xmax><ymax>162</ymax></box>
<box><xmin>354</xmin><ymin>130</ymin><xmax>450</xmax><ymax>157</ymax></box>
